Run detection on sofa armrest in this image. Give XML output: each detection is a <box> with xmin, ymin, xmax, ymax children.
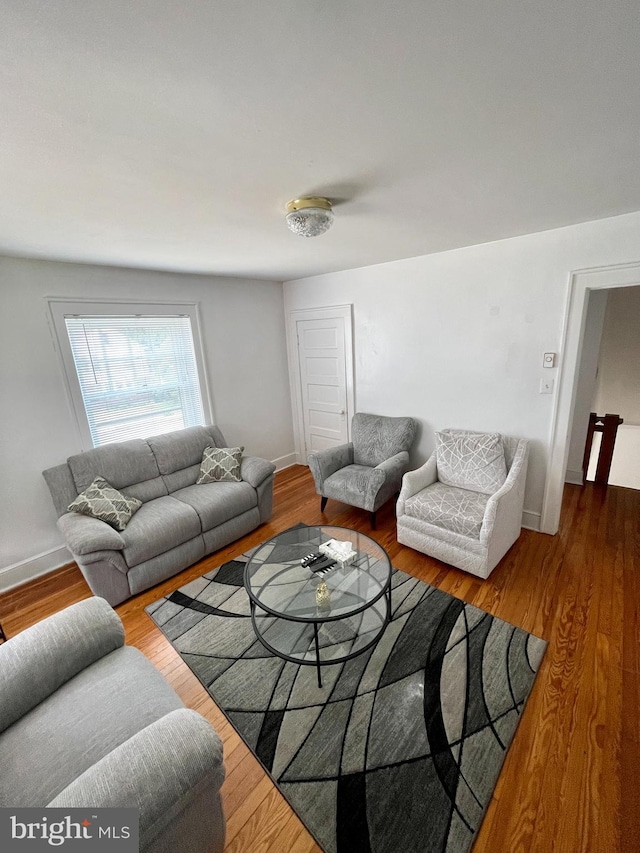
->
<box><xmin>0</xmin><ymin>597</ymin><xmax>124</xmax><ymax>734</ymax></box>
<box><xmin>43</xmin><ymin>463</ymin><xmax>79</xmax><ymax>518</ymax></box>
<box><xmin>59</xmin><ymin>512</ymin><xmax>125</xmax><ymax>555</ymax></box>
<box><xmin>397</xmin><ymin>454</ymin><xmax>438</xmax><ymax>515</ymax></box>
<box><xmin>48</xmin><ymin>709</ymin><xmax>225</xmax><ymax>851</ymax></box>
<box><xmin>307</xmin><ymin>443</ymin><xmax>354</xmax><ymax>492</ymax></box>
<box><xmin>240</xmin><ymin>455</ymin><xmax>276</xmax><ymax>489</ymax></box>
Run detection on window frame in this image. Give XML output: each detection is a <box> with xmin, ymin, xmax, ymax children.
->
<box><xmin>47</xmin><ymin>298</ymin><xmax>214</xmax><ymax>451</ymax></box>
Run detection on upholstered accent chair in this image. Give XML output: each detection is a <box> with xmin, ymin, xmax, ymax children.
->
<box><xmin>397</xmin><ymin>429</ymin><xmax>529</xmax><ymax>579</ymax></box>
<box><xmin>307</xmin><ymin>412</ymin><xmax>417</xmax><ymax>528</ymax></box>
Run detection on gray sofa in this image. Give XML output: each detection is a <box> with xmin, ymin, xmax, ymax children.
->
<box><xmin>43</xmin><ymin>425</ymin><xmax>275</xmax><ymax>605</ymax></box>
<box><xmin>0</xmin><ymin>597</ymin><xmax>225</xmax><ymax>853</ymax></box>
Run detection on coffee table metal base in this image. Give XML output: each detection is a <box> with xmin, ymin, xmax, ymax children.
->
<box><xmin>248</xmin><ymin>587</ymin><xmax>391</xmax><ymax>688</ymax></box>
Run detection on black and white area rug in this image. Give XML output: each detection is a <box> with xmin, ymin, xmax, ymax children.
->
<box><xmin>146</xmin><ymin>527</ymin><xmax>546</xmax><ymax>853</ymax></box>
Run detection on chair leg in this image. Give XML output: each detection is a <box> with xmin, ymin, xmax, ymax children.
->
<box><xmin>320</xmin><ymin>496</ymin><xmax>328</xmax><ymax>512</ymax></box>
<box><xmin>370</xmin><ymin>511</ymin><xmax>377</xmax><ymax>530</ymax></box>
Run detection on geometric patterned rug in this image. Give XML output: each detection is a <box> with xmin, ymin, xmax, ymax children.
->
<box><xmin>146</xmin><ymin>527</ymin><xmax>547</xmax><ymax>853</ymax></box>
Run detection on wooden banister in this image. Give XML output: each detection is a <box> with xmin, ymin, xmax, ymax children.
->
<box><xmin>582</xmin><ymin>412</ymin><xmax>624</xmax><ymax>486</ymax></box>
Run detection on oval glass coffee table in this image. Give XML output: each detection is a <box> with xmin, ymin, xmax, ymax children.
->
<box><xmin>244</xmin><ymin>525</ymin><xmax>392</xmax><ymax>687</ymax></box>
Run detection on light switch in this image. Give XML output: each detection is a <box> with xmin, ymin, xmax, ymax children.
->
<box><xmin>543</xmin><ymin>352</ymin><xmax>556</xmax><ymax>368</ymax></box>
<box><xmin>540</xmin><ymin>378</ymin><xmax>554</xmax><ymax>394</ymax></box>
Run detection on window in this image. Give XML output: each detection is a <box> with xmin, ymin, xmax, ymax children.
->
<box><xmin>49</xmin><ymin>301</ymin><xmax>211</xmax><ymax>448</ymax></box>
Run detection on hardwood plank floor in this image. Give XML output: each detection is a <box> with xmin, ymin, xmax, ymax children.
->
<box><xmin>1</xmin><ymin>465</ymin><xmax>638</xmax><ymax>853</ymax></box>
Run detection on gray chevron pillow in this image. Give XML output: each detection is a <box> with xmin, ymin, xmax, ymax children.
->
<box><xmin>196</xmin><ymin>445</ymin><xmax>244</xmax><ymax>483</ymax></box>
<box><xmin>68</xmin><ymin>476</ymin><xmax>142</xmax><ymax>531</ymax></box>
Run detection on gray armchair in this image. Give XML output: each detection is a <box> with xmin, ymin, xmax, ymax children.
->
<box><xmin>307</xmin><ymin>412</ymin><xmax>417</xmax><ymax>528</ymax></box>
<box><xmin>0</xmin><ymin>597</ymin><xmax>225</xmax><ymax>853</ymax></box>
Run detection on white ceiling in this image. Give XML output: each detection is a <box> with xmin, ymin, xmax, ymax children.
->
<box><xmin>2</xmin><ymin>1</ymin><xmax>639</xmax><ymax>281</ymax></box>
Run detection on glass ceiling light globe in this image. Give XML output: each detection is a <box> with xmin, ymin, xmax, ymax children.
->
<box><xmin>285</xmin><ymin>197</ymin><xmax>334</xmax><ymax>237</ymax></box>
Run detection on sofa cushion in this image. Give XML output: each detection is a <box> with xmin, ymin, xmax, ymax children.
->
<box><xmin>121</xmin><ymin>496</ymin><xmax>202</xmax><ymax>567</ymax></box>
<box><xmin>172</xmin><ymin>482</ymin><xmax>257</xmax><ymax>530</ymax></box>
<box><xmin>147</xmin><ymin>425</ymin><xmax>227</xmax><ymax>476</ymax></box>
<box><xmin>404</xmin><ymin>482</ymin><xmax>489</xmax><ymax>538</ymax></box>
<box><xmin>68</xmin><ymin>476</ymin><xmax>142</xmax><ymax>531</ymax></box>
<box><xmin>197</xmin><ymin>446</ymin><xmax>244</xmax><ymax>484</ymax></box>
<box><xmin>435</xmin><ymin>430</ymin><xmax>507</xmax><ymax>495</ymax></box>
<box><xmin>68</xmin><ymin>439</ymin><xmax>161</xmax><ymax>494</ymax></box>
<box><xmin>0</xmin><ymin>646</ymin><xmax>183</xmax><ymax>808</ymax></box>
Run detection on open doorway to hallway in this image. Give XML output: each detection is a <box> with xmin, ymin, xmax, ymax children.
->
<box><xmin>567</xmin><ymin>284</ymin><xmax>640</xmax><ymax>490</ymax></box>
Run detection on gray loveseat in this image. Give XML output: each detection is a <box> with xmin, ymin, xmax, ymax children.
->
<box><xmin>43</xmin><ymin>425</ymin><xmax>275</xmax><ymax>605</ymax></box>
<box><xmin>0</xmin><ymin>597</ymin><xmax>225</xmax><ymax>853</ymax></box>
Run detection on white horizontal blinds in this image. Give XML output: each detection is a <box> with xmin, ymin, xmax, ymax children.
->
<box><xmin>64</xmin><ymin>315</ymin><xmax>205</xmax><ymax>447</ymax></box>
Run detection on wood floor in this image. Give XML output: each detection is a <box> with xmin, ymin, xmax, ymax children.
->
<box><xmin>1</xmin><ymin>466</ymin><xmax>638</xmax><ymax>852</ymax></box>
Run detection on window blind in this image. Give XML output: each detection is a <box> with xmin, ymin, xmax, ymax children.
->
<box><xmin>64</xmin><ymin>315</ymin><xmax>205</xmax><ymax>447</ymax></box>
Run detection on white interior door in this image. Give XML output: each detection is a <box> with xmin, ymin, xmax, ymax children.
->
<box><xmin>297</xmin><ymin>317</ymin><xmax>349</xmax><ymax>455</ymax></box>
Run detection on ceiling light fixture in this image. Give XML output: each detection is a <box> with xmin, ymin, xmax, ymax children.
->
<box><xmin>285</xmin><ymin>197</ymin><xmax>334</xmax><ymax>237</ymax></box>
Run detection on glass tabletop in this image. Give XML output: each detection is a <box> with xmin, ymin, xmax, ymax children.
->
<box><xmin>244</xmin><ymin>525</ymin><xmax>391</xmax><ymax>622</ymax></box>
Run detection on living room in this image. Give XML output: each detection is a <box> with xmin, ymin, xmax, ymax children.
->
<box><xmin>1</xmin><ymin>3</ymin><xmax>638</xmax><ymax>853</ymax></box>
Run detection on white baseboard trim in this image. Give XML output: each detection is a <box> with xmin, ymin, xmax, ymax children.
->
<box><xmin>565</xmin><ymin>469</ymin><xmax>584</xmax><ymax>486</ymax></box>
<box><xmin>0</xmin><ymin>545</ymin><xmax>72</xmax><ymax>594</ymax></box>
<box><xmin>522</xmin><ymin>509</ymin><xmax>542</xmax><ymax>532</ymax></box>
<box><xmin>272</xmin><ymin>452</ymin><xmax>298</xmax><ymax>471</ymax></box>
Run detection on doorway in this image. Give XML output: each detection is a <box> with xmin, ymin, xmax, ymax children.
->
<box><xmin>286</xmin><ymin>305</ymin><xmax>355</xmax><ymax>464</ymax></box>
<box><xmin>543</xmin><ymin>262</ymin><xmax>640</xmax><ymax>533</ymax></box>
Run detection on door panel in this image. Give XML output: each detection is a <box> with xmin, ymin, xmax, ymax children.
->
<box><xmin>307</xmin><ymin>384</ymin><xmax>341</xmax><ymax>405</ymax></box>
<box><xmin>297</xmin><ymin>317</ymin><xmax>349</xmax><ymax>455</ymax></box>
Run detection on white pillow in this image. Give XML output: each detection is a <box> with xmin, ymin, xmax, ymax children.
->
<box><xmin>436</xmin><ymin>431</ymin><xmax>507</xmax><ymax>495</ymax></box>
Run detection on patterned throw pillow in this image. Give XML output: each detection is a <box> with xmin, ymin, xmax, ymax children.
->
<box><xmin>68</xmin><ymin>476</ymin><xmax>142</xmax><ymax>531</ymax></box>
<box><xmin>436</xmin><ymin>431</ymin><xmax>507</xmax><ymax>495</ymax></box>
<box><xmin>196</xmin><ymin>446</ymin><xmax>244</xmax><ymax>484</ymax></box>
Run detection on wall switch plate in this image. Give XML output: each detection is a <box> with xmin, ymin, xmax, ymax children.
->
<box><xmin>543</xmin><ymin>352</ymin><xmax>556</xmax><ymax>368</ymax></box>
<box><xmin>540</xmin><ymin>378</ymin><xmax>554</xmax><ymax>394</ymax></box>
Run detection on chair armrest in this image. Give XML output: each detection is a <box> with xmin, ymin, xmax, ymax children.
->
<box><xmin>397</xmin><ymin>454</ymin><xmax>438</xmax><ymax>515</ymax></box>
<box><xmin>480</xmin><ymin>441</ymin><xmax>530</xmax><ymax>544</ymax></box>
<box><xmin>362</xmin><ymin>451</ymin><xmax>410</xmax><ymax>510</ymax></box>
<box><xmin>0</xmin><ymin>597</ymin><xmax>124</xmax><ymax>734</ymax></box>
<box><xmin>240</xmin><ymin>455</ymin><xmax>276</xmax><ymax>488</ymax></box>
<box><xmin>58</xmin><ymin>512</ymin><xmax>125</xmax><ymax>555</ymax></box>
<box><xmin>48</xmin><ymin>709</ymin><xmax>225</xmax><ymax>851</ymax></box>
<box><xmin>373</xmin><ymin>450</ymin><xmax>410</xmax><ymax>477</ymax></box>
<box><xmin>307</xmin><ymin>443</ymin><xmax>354</xmax><ymax>491</ymax></box>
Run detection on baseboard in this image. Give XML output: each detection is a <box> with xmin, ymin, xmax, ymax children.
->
<box><xmin>522</xmin><ymin>509</ymin><xmax>541</xmax><ymax>532</ymax></box>
<box><xmin>0</xmin><ymin>545</ymin><xmax>72</xmax><ymax>594</ymax></box>
<box><xmin>565</xmin><ymin>469</ymin><xmax>584</xmax><ymax>486</ymax></box>
<box><xmin>272</xmin><ymin>452</ymin><xmax>297</xmax><ymax>471</ymax></box>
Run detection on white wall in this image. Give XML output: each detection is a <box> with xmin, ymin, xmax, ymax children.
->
<box><xmin>284</xmin><ymin>211</ymin><xmax>640</xmax><ymax>531</ymax></box>
<box><xmin>0</xmin><ymin>257</ymin><xmax>294</xmax><ymax>590</ymax></box>
<box><xmin>565</xmin><ymin>289</ymin><xmax>609</xmax><ymax>484</ymax></box>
